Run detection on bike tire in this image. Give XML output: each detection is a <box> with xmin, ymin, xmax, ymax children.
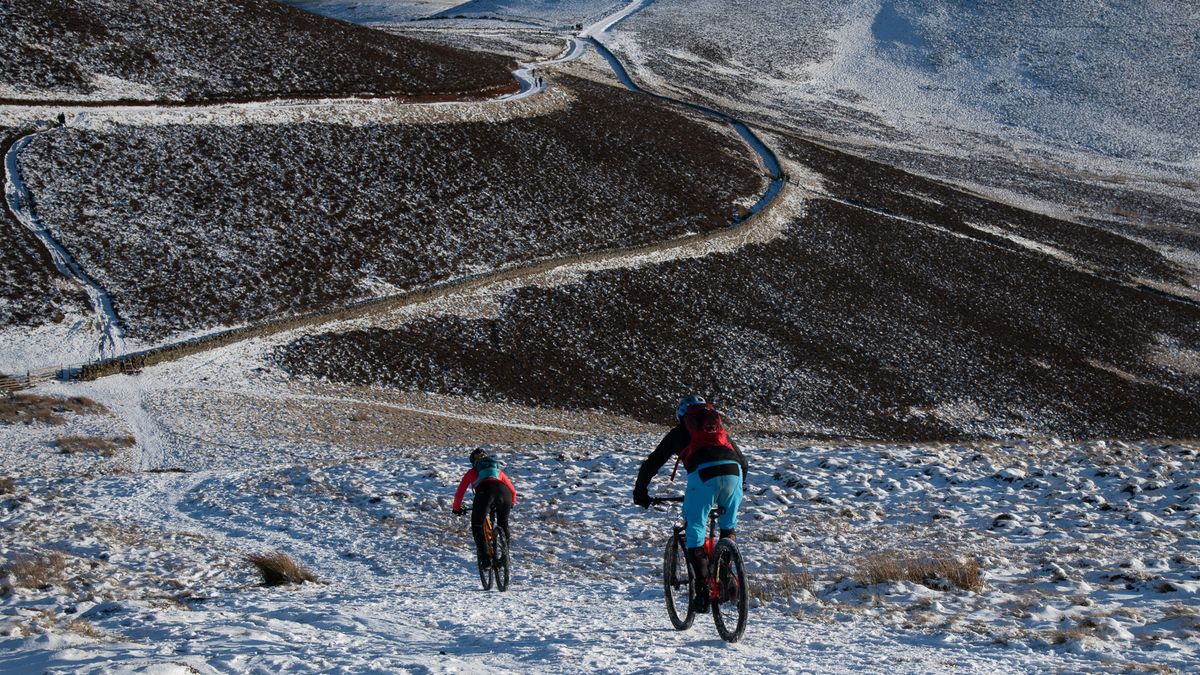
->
<box><xmin>493</xmin><ymin>517</ymin><xmax>510</xmax><ymax>592</ymax></box>
<box><xmin>478</xmin><ymin>518</ymin><xmax>494</xmax><ymax>591</ymax></box>
<box><xmin>711</xmin><ymin>538</ymin><xmax>748</xmax><ymax>642</ymax></box>
<box><xmin>662</xmin><ymin>532</ymin><xmax>694</xmax><ymax>630</ymax></box>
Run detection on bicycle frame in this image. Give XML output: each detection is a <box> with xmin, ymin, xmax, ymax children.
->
<box><xmin>696</xmin><ymin>509</ymin><xmax>723</xmax><ymax>603</ymax></box>
<box><xmin>657</xmin><ymin>497</ymin><xmax>722</xmax><ymax>602</ymax></box>
<box><xmin>459</xmin><ymin>505</ymin><xmax>509</xmax><ymax>591</ymax></box>
<box><xmin>654</xmin><ymin>494</ymin><xmax>748</xmax><ymax>642</ymax></box>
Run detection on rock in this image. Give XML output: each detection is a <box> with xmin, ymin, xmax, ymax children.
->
<box><xmin>1128</xmin><ymin>511</ymin><xmax>1160</xmax><ymax>526</ymax></box>
<box><xmin>992</xmin><ymin>513</ymin><xmax>1020</xmax><ymax>528</ymax></box>
<box><xmin>996</xmin><ymin>468</ymin><xmax>1026</xmax><ymax>482</ymax></box>
<box><xmin>1045</xmin><ymin>562</ymin><xmax>1071</xmax><ymax>582</ymax></box>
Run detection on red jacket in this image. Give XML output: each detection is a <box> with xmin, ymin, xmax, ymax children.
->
<box><xmin>452</xmin><ymin>468</ymin><xmax>517</xmax><ymax>511</ymax></box>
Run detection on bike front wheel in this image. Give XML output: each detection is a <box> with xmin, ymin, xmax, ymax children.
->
<box><xmin>711</xmin><ymin>538</ymin><xmax>748</xmax><ymax>642</ymax></box>
<box><xmin>662</xmin><ymin>532</ymin><xmax>694</xmax><ymax>630</ymax></box>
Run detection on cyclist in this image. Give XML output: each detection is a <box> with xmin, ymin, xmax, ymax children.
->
<box><xmin>633</xmin><ymin>395</ymin><xmax>748</xmax><ymax>613</ymax></box>
<box><xmin>452</xmin><ymin>448</ymin><xmax>518</xmax><ymax>569</ymax></box>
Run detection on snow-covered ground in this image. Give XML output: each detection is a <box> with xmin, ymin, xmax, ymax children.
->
<box><xmin>2</xmin><ymin>351</ymin><xmax>1198</xmax><ymax>672</ymax></box>
<box><xmin>4</xmin><ymin>2</ymin><xmax>1199</xmax><ymax>670</ymax></box>
<box><xmin>604</xmin><ymin>0</ymin><xmax>1200</xmax><ymax>176</ymax></box>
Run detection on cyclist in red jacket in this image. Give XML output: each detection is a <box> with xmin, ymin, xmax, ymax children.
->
<box><xmin>452</xmin><ymin>448</ymin><xmax>517</xmax><ymax>568</ymax></box>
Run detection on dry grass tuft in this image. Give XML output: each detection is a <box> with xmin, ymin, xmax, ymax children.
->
<box><xmin>2</xmin><ymin>551</ymin><xmax>68</xmax><ymax>590</ymax></box>
<box><xmin>245</xmin><ymin>551</ymin><xmax>320</xmax><ymax>586</ymax></box>
<box><xmin>56</xmin><ymin>435</ymin><xmax>136</xmax><ymax>457</ymax></box>
<box><xmin>1163</xmin><ymin>602</ymin><xmax>1200</xmax><ymax>619</ymax></box>
<box><xmin>856</xmin><ymin>551</ymin><xmax>984</xmax><ymax>593</ymax></box>
<box><xmin>0</xmin><ymin>394</ymin><xmax>107</xmax><ymax>426</ymax></box>
<box><xmin>750</xmin><ymin>553</ymin><xmax>816</xmax><ymax>603</ymax></box>
<box><xmin>65</xmin><ymin>619</ymin><xmax>108</xmax><ymax>640</ymax></box>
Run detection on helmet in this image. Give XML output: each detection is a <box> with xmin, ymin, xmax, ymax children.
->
<box><xmin>675</xmin><ymin>394</ymin><xmax>706</xmax><ymax>421</ymax></box>
<box><xmin>469</xmin><ymin>448</ymin><xmax>489</xmax><ymax>464</ymax></box>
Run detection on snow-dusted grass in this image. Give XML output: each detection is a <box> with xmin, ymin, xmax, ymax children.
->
<box><xmin>0</xmin><ymin>124</ymin><xmax>89</xmax><ymax>331</ymax></box>
<box><xmin>427</xmin><ymin>0</ymin><xmax>625</xmax><ymax>27</ymax></box>
<box><xmin>854</xmin><ymin>552</ymin><xmax>983</xmax><ymax>593</ymax></box>
<box><xmin>15</xmin><ymin>76</ymin><xmax>758</xmax><ymax>341</ymax></box>
<box><xmin>0</xmin><ymin>392</ymin><xmax>107</xmax><ymax>426</ymax></box>
<box><xmin>0</xmin><ymin>366</ymin><xmax>1196</xmax><ymax>671</ymax></box>
<box><xmin>281</xmin><ymin>1</ymin><xmax>465</xmax><ymax>25</ymax></box>
<box><xmin>55</xmin><ymin>434</ymin><xmax>135</xmax><ymax>457</ymax></box>
<box><xmin>388</xmin><ymin>26</ymin><xmax>568</xmax><ymax>63</ymax></box>
<box><xmin>0</xmin><ymin>0</ymin><xmax>513</xmax><ymax>102</ymax></box>
<box><xmin>604</xmin><ymin>0</ymin><xmax>1200</xmax><ymax>271</ymax></box>
<box><xmin>278</xmin><ymin>131</ymin><xmax>1200</xmax><ymax>440</ymax></box>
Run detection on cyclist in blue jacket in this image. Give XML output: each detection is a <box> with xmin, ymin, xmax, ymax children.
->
<box><xmin>634</xmin><ymin>395</ymin><xmax>747</xmax><ymax>612</ymax></box>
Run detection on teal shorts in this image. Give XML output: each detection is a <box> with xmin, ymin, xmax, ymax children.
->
<box><xmin>683</xmin><ymin>460</ymin><xmax>743</xmax><ymax>548</ymax></box>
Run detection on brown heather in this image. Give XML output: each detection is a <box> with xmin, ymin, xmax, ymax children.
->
<box><xmin>1</xmin><ymin>551</ymin><xmax>68</xmax><ymax>591</ymax></box>
<box><xmin>245</xmin><ymin>551</ymin><xmax>320</xmax><ymax>587</ymax></box>
<box><xmin>856</xmin><ymin>552</ymin><xmax>984</xmax><ymax>593</ymax></box>
<box><xmin>0</xmin><ymin>393</ymin><xmax>107</xmax><ymax>425</ymax></box>
<box><xmin>56</xmin><ymin>435</ymin><xmax>136</xmax><ymax>456</ymax></box>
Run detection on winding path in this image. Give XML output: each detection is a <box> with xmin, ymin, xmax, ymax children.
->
<box><xmin>4</xmin><ymin>125</ymin><xmax>127</xmax><ymax>360</ymax></box>
<box><xmin>4</xmin><ymin>0</ymin><xmax>791</xmax><ymax>382</ymax></box>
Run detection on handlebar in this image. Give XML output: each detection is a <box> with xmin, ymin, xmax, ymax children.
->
<box><xmin>650</xmin><ymin>496</ymin><xmax>725</xmax><ymax>517</ymax></box>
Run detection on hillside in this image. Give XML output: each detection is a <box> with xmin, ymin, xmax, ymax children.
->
<box><xmin>4</xmin><ymin>1</ymin><xmax>1200</xmax><ymax>671</ymax></box>
<box><xmin>1</xmin><ymin>373</ymin><xmax>1196</xmax><ymax>672</ymax></box>
<box><xmin>0</xmin><ymin>0</ymin><xmax>514</xmax><ymax>101</ymax></box>
<box><xmin>12</xmin><ymin>76</ymin><xmax>759</xmax><ymax>341</ymax></box>
<box><xmin>604</xmin><ymin>0</ymin><xmax>1200</xmax><ymax>264</ymax></box>
<box><xmin>277</xmin><ymin>133</ymin><xmax>1200</xmax><ymax>441</ymax></box>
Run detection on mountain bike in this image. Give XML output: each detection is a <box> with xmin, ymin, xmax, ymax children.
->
<box><xmin>652</xmin><ymin>496</ymin><xmax>748</xmax><ymax>642</ymax></box>
<box><xmin>458</xmin><ymin>507</ymin><xmax>509</xmax><ymax>591</ymax></box>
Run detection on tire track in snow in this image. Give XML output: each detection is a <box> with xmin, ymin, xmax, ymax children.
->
<box><xmin>4</xmin><ymin>124</ymin><xmax>127</xmax><ymax>360</ymax></box>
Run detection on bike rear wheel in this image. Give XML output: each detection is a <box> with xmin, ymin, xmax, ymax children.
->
<box><xmin>478</xmin><ymin>518</ymin><xmax>494</xmax><ymax>591</ymax></box>
<box><xmin>711</xmin><ymin>538</ymin><xmax>748</xmax><ymax>642</ymax></box>
<box><xmin>492</xmin><ymin>514</ymin><xmax>510</xmax><ymax>592</ymax></box>
<box><xmin>662</xmin><ymin>532</ymin><xmax>694</xmax><ymax>630</ymax></box>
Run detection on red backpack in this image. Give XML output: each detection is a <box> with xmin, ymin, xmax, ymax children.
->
<box><xmin>670</xmin><ymin>403</ymin><xmax>733</xmax><ymax>480</ymax></box>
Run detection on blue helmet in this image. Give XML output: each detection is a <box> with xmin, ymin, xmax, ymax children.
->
<box><xmin>676</xmin><ymin>394</ymin><xmax>706</xmax><ymax>421</ymax></box>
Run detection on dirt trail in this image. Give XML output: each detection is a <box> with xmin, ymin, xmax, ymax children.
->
<box><xmin>7</xmin><ymin>0</ymin><xmax>794</xmax><ymax>381</ymax></box>
<box><xmin>4</xmin><ymin>126</ymin><xmax>127</xmax><ymax>360</ymax></box>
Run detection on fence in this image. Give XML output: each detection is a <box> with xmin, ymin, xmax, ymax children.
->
<box><xmin>0</xmin><ymin>368</ymin><xmax>64</xmax><ymax>394</ymax></box>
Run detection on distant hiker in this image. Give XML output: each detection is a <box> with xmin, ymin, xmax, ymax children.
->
<box><xmin>56</xmin><ymin>112</ymin><xmax>66</xmax><ymax>127</ymax></box>
<box><xmin>633</xmin><ymin>395</ymin><xmax>748</xmax><ymax>613</ymax></box>
<box><xmin>452</xmin><ymin>448</ymin><xmax>518</xmax><ymax>569</ymax></box>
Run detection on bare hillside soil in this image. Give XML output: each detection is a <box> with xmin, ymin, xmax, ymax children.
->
<box><xmin>16</xmin><ymin>77</ymin><xmax>760</xmax><ymax>340</ymax></box>
<box><xmin>0</xmin><ymin>0</ymin><xmax>513</xmax><ymax>101</ymax></box>
<box><xmin>278</xmin><ymin>132</ymin><xmax>1200</xmax><ymax>441</ymax></box>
